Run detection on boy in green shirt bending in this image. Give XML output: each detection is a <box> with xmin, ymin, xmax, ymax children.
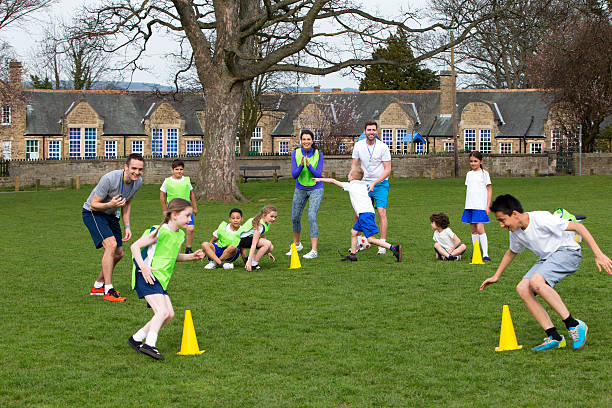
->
<box><xmin>160</xmin><ymin>160</ymin><xmax>198</xmax><ymax>253</ymax></box>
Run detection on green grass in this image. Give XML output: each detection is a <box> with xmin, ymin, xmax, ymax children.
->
<box><xmin>1</xmin><ymin>176</ymin><xmax>611</xmax><ymax>407</ymax></box>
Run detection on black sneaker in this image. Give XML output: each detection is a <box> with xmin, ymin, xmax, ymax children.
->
<box><xmin>392</xmin><ymin>245</ymin><xmax>403</xmax><ymax>262</ymax></box>
<box><xmin>447</xmin><ymin>255</ymin><xmax>457</xmax><ymax>261</ymax></box>
<box><xmin>483</xmin><ymin>256</ymin><xmax>491</xmax><ymax>262</ymax></box>
<box><xmin>139</xmin><ymin>344</ymin><xmax>165</xmax><ymax>360</ymax></box>
<box><xmin>185</xmin><ymin>247</ymin><xmax>193</xmax><ymax>254</ymax></box>
<box><xmin>127</xmin><ymin>336</ymin><xmax>141</xmax><ymax>352</ymax></box>
<box><xmin>340</xmin><ymin>253</ymin><xmax>358</xmax><ymax>261</ymax></box>
<box><xmin>252</xmin><ymin>264</ymin><xmax>262</xmax><ymax>270</ymax></box>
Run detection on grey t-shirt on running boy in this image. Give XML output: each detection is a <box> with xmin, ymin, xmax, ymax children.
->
<box><xmin>83</xmin><ymin>169</ymin><xmax>143</xmax><ymax>216</ymax></box>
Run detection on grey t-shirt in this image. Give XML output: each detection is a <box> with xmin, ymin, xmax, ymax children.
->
<box><xmin>83</xmin><ymin>169</ymin><xmax>143</xmax><ymax>216</ymax></box>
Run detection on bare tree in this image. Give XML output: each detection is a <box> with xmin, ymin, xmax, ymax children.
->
<box><xmin>0</xmin><ymin>0</ymin><xmax>54</xmax><ymax>31</ymax></box>
<box><xmin>86</xmin><ymin>0</ymin><xmax>509</xmax><ymax>202</ymax></box>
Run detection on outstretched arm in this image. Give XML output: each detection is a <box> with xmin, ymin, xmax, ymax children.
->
<box><xmin>480</xmin><ymin>249</ymin><xmax>517</xmax><ymax>290</ymax></box>
<box><xmin>314</xmin><ymin>177</ymin><xmax>343</xmax><ymax>188</ymax></box>
<box><xmin>567</xmin><ymin>222</ymin><xmax>612</xmax><ymax>274</ymax></box>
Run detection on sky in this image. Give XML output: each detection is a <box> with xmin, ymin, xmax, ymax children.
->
<box><xmin>5</xmin><ymin>0</ymin><xmax>435</xmax><ymax>90</ymax></box>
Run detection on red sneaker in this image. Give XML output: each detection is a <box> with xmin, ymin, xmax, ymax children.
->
<box><xmin>90</xmin><ymin>286</ymin><xmax>105</xmax><ymax>296</ymax></box>
<box><xmin>103</xmin><ymin>288</ymin><xmax>126</xmax><ymax>302</ymax></box>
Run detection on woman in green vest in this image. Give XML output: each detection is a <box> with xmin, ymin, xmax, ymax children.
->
<box><xmin>128</xmin><ymin>198</ymin><xmax>205</xmax><ymax>361</ymax></box>
<box><xmin>286</xmin><ymin>130</ymin><xmax>324</xmax><ymax>259</ymax></box>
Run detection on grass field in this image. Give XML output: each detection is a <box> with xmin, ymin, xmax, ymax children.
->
<box><xmin>1</xmin><ymin>176</ymin><xmax>611</xmax><ymax>407</ymax></box>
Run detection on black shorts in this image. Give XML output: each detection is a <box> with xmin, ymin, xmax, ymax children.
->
<box><xmin>238</xmin><ymin>236</ymin><xmax>253</xmax><ymax>248</ymax></box>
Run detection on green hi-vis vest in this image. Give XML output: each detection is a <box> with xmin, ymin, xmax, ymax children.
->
<box><xmin>215</xmin><ymin>221</ymin><xmax>241</xmax><ymax>247</ymax></box>
<box><xmin>295</xmin><ymin>148</ymin><xmax>320</xmax><ymax>187</ymax></box>
<box><xmin>241</xmin><ymin>217</ymin><xmax>270</xmax><ymax>237</ymax></box>
<box><xmin>132</xmin><ymin>225</ymin><xmax>185</xmax><ymax>291</ymax></box>
<box><xmin>165</xmin><ymin>176</ymin><xmax>191</xmax><ymax>203</ymax></box>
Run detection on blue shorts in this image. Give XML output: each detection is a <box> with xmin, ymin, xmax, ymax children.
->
<box><xmin>352</xmin><ymin>212</ymin><xmax>379</xmax><ymax>238</ymax></box>
<box><xmin>368</xmin><ymin>180</ymin><xmax>389</xmax><ymax>209</ymax></box>
<box><xmin>461</xmin><ymin>209</ymin><xmax>490</xmax><ymax>224</ymax></box>
<box><xmin>523</xmin><ymin>247</ymin><xmax>581</xmax><ymax>288</ymax></box>
<box><xmin>134</xmin><ymin>269</ymin><xmax>168</xmax><ymax>298</ymax></box>
<box><xmin>82</xmin><ymin>208</ymin><xmax>123</xmax><ymax>249</ymax></box>
<box><xmin>210</xmin><ymin>242</ymin><xmax>239</xmax><ymax>262</ymax></box>
<box><xmin>188</xmin><ymin>214</ymin><xmax>194</xmax><ymax>226</ymax></box>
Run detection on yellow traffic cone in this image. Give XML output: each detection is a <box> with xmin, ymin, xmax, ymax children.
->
<box><xmin>470</xmin><ymin>238</ymin><xmax>484</xmax><ymax>264</ymax></box>
<box><xmin>289</xmin><ymin>242</ymin><xmax>301</xmax><ymax>269</ymax></box>
<box><xmin>495</xmin><ymin>305</ymin><xmax>523</xmax><ymax>351</ymax></box>
<box><xmin>177</xmin><ymin>310</ymin><xmax>205</xmax><ymax>355</ymax></box>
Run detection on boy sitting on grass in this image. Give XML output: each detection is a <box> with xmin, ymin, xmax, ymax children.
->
<box><xmin>201</xmin><ymin>208</ymin><xmax>244</xmax><ymax>269</ymax></box>
<box><xmin>314</xmin><ymin>167</ymin><xmax>402</xmax><ymax>262</ymax></box>
<box><xmin>430</xmin><ymin>212</ymin><xmax>466</xmax><ymax>261</ymax></box>
<box><xmin>480</xmin><ymin>194</ymin><xmax>612</xmax><ymax>351</ymax></box>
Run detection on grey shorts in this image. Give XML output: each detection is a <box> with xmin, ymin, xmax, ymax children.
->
<box><xmin>523</xmin><ymin>247</ymin><xmax>582</xmax><ymax>288</ymax></box>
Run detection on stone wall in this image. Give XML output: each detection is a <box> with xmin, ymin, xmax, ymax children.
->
<box><xmin>3</xmin><ymin>152</ymin><xmax>592</xmax><ymax>188</ymax></box>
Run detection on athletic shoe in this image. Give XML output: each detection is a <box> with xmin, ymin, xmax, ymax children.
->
<box><xmin>185</xmin><ymin>247</ymin><xmax>193</xmax><ymax>254</ymax></box>
<box><xmin>252</xmin><ymin>264</ymin><xmax>262</xmax><ymax>271</ymax></box>
<box><xmin>454</xmin><ymin>255</ymin><xmax>461</xmax><ymax>261</ymax></box>
<box><xmin>127</xmin><ymin>336</ymin><xmax>141</xmax><ymax>352</ymax></box>
<box><xmin>303</xmin><ymin>250</ymin><xmax>318</xmax><ymax>259</ymax></box>
<box><xmin>340</xmin><ymin>253</ymin><xmax>358</xmax><ymax>262</ymax></box>
<box><xmin>204</xmin><ymin>261</ymin><xmax>218</xmax><ymax>270</ymax></box>
<box><xmin>377</xmin><ymin>247</ymin><xmax>387</xmax><ymax>255</ymax></box>
<box><xmin>139</xmin><ymin>344</ymin><xmax>164</xmax><ymax>360</ymax></box>
<box><xmin>392</xmin><ymin>245</ymin><xmax>403</xmax><ymax>262</ymax></box>
<box><xmin>532</xmin><ymin>335</ymin><xmax>566</xmax><ymax>351</ymax></box>
<box><xmin>90</xmin><ymin>286</ymin><xmax>105</xmax><ymax>296</ymax></box>
<box><xmin>483</xmin><ymin>256</ymin><xmax>491</xmax><ymax>262</ymax></box>
<box><xmin>285</xmin><ymin>242</ymin><xmax>304</xmax><ymax>255</ymax></box>
<box><xmin>568</xmin><ymin>320</ymin><xmax>588</xmax><ymax>350</ymax></box>
<box><xmin>103</xmin><ymin>288</ymin><xmax>126</xmax><ymax>302</ymax></box>
<box><xmin>222</xmin><ymin>263</ymin><xmax>234</xmax><ymax>269</ymax></box>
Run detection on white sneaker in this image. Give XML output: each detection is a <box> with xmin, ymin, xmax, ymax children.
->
<box><xmin>285</xmin><ymin>242</ymin><xmax>303</xmax><ymax>256</ymax></box>
<box><xmin>377</xmin><ymin>247</ymin><xmax>387</xmax><ymax>255</ymax></box>
<box><xmin>222</xmin><ymin>263</ymin><xmax>234</xmax><ymax>269</ymax></box>
<box><xmin>303</xmin><ymin>250</ymin><xmax>318</xmax><ymax>259</ymax></box>
<box><xmin>204</xmin><ymin>261</ymin><xmax>218</xmax><ymax>269</ymax></box>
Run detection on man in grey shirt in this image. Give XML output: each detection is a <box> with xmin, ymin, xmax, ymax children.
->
<box><xmin>82</xmin><ymin>153</ymin><xmax>144</xmax><ymax>302</ymax></box>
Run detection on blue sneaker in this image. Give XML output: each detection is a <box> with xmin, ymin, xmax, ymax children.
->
<box><xmin>532</xmin><ymin>335</ymin><xmax>566</xmax><ymax>351</ymax></box>
<box><xmin>568</xmin><ymin>320</ymin><xmax>588</xmax><ymax>350</ymax></box>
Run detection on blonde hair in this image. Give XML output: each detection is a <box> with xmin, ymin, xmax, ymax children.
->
<box><xmin>350</xmin><ymin>166</ymin><xmax>364</xmax><ymax>180</ymax></box>
<box><xmin>252</xmin><ymin>205</ymin><xmax>277</xmax><ymax>229</ymax></box>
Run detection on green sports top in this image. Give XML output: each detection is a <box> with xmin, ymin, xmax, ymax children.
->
<box><xmin>294</xmin><ymin>149</ymin><xmax>320</xmax><ymax>187</ymax></box>
<box><xmin>215</xmin><ymin>221</ymin><xmax>242</xmax><ymax>247</ymax></box>
<box><xmin>132</xmin><ymin>225</ymin><xmax>185</xmax><ymax>290</ymax></box>
<box><xmin>240</xmin><ymin>217</ymin><xmax>270</xmax><ymax>237</ymax></box>
<box><xmin>164</xmin><ymin>176</ymin><xmax>191</xmax><ymax>203</ymax></box>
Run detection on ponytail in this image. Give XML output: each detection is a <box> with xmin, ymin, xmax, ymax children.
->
<box><xmin>252</xmin><ymin>205</ymin><xmax>278</xmax><ymax>229</ymax></box>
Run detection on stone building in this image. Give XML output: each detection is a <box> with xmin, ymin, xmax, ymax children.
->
<box><xmin>0</xmin><ymin>61</ymin><xmax>583</xmax><ymax>161</ymax></box>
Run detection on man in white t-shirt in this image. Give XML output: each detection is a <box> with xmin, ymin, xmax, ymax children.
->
<box><xmin>480</xmin><ymin>194</ymin><xmax>612</xmax><ymax>352</ymax></box>
<box><xmin>351</xmin><ymin>121</ymin><xmax>391</xmax><ymax>254</ymax></box>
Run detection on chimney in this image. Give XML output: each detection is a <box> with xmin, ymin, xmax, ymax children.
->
<box><xmin>313</xmin><ymin>85</ymin><xmax>321</xmax><ymax>92</ymax></box>
<box><xmin>331</xmin><ymin>88</ymin><xmax>342</xmax><ymax>93</ymax></box>
<box><xmin>9</xmin><ymin>60</ymin><xmax>23</xmax><ymax>89</ymax></box>
<box><xmin>439</xmin><ymin>69</ymin><xmax>456</xmax><ymax>115</ymax></box>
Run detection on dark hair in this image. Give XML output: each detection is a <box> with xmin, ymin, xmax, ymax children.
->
<box><xmin>364</xmin><ymin>121</ymin><xmax>378</xmax><ymax>130</ymax></box>
<box><xmin>171</xmin><ymin>159</ymin><xmax>185</xmax><ymax>169</ymax></box>
<box><xmin>469</xmin><ymin>151</ymin><xmax>484</xmax><ymax>169</ymax></box>
<box><xmin>126</xmin><ymin>153</ymin><xmax>144</xmax><ymax>165</ymax></box>
<box><xmin>300</xmin><ymin>129</ymin><xmax>318</xmax><ymax>151</ymax></box>
<box><xmin>252</xmin><ymin>205</ymin><xmax>277</xmax><ymax>229</ymax></box>
<box><xmin>229</xmin><ymin>208</ymin><xmax>242</xmax><ymax>217</ymax></box>
<box><xmin>430</xmin><ymin>212</ymin><xmax>450</xmax><ymax>229</ymax></box>
<box><xmin>490</xmin><ymin>194</ymin><xmax>524</xmax><ymax>215</ymax></box>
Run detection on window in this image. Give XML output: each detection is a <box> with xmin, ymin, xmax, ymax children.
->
<box><xmin>186</xmin><ymin>140</ymin><xmax>203</xmax><ymax>156</ymax></box>
<box><xmin>69</xmin><ymin>128</ymin><xmax>81</xmax><ymax>158</ymax></box>
<box><xmin>464</xmin><ymin>129</ymin><xmax>476</xmax><ymax>152</ymax></box>
<box><xmin>530</xmin><ymin>142</ymin><xmax>542</xmax><ymax>154</ymax></box>
<box><xmin>84</xmin><ymin>128</ymin><xmax>97</xmax><ymax>158</ymax></box>
<box><xmin>444</xmin><ymin>141</ymin><xmax>454</xmax><ymax>152</ymax></box>
<box><xmin>152</xmin><ymin>128</ymin><xmax>163</xmax><ymax>157</ymax></box>
<box><xmin>131</xmin><ymin>140</ymin><xmax>143</xmax><ymax>155</ymax></box>
<box><xmin>252</xmin><ymin>126</ymin><xmax>262</xmax><ymax>139</ymax></box>
<box><xmin>68</xmin><ymin>127</ymin><xmax>96</xmax><ymax>158</ymax></box>
<box><xmin>279</xmin><ymin>141</ymin><xmax>289</xmax><ymax>155</ymax></box>
<box><xmin>338</xmin><ymin>143</ymin><xmax>346</xmax><ymax>154</ymax></box>
<box><xmin>2</xmin><ymin>140</ymin><xmax>11</xmax><ymax>160</ymax></box>
<box><xmin>2</xmin><ymin>106</ymin><xmax>10</xmax><ymax>125</ymax></box>
<box><xmin>314</xmin><ymin>129</ymin><xmax>323</xmax><ymax>145</ymax></box>
<box><xmin>235</xmin><ymin>137</ymin><xmax>240</xmax><ymax>154</ymax></box>
<box><xmin>396</xmin><ymin>129</ymin><xmax>408</xmax><ymax>154</ymax></box>
<box><xmin>479</xmin><ymin>129</ymin><xmax>491</xmax><ymax>154</ymax></box>
<box><xmin>415</xmin><ymin>141</ymin><xmax>426</xmax><ymax>154</ymax></box>
<box><xmin>48</xmin><ymin>140</ymin><xmax>61</xmax><ymax>159</ymax></box>
<box><xmin>500</xmin><ymin>142</ymin><xmax>512</xmax><ymax>154</ymax></box>
<box><xmin>551</xmin><ymin>129</ymin><xmax>561</xmax><ymax>150</ymax></box>
<box><xmin>26</xmin><ymin>140</ymin><xmax>39</xmax><ymax>160</ymax></box>
<box><xmin>250</xmin><ymin>139</ymin><xmax>262</xmax><ymax>153</ymax></box>
<box><xmin>166</xmin><ymin>128</ymin><xmax>178</xmax><ymax>157</ymax></box>
<box><xmin>105</xmin><ymin>140</ymin><xmax>117</xmax><ymax>158</ymax></box>
<box><xmin>382</xmin><ymin>129</ymin><xmax>393</xmax><ymax>148</ymax></box>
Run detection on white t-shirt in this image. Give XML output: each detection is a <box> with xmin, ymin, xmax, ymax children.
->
<box><xmin>352</xmin><ymin>139</ymin><xmax>391</xmax><ymax>183</ymax></box>
<box><xmin>342</xmin><ymin>180</ymin><xmax>375</xmax><ymax>215</ymax></box>
<box><xmin>160</xmin><ymin>176</ymin><xmax>193</xmax><ymax>193</ymax></box>
<box><xmin>433</xmin><ymin>227</ymin><xmax>456</xmax><ymax>252</ymax></box>
<box><xmin>509</xmin><ymin>211</ymin><xmax>580</xmax><ymax>259</ymax></box>
<box><xmin>464</xmin><ymin>169</ymin><xmax>491</xmax><ymax>210</ymax></box>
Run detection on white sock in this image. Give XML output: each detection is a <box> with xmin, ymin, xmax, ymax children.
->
<box><xmin>104</xmin><ymin>284</ymin><xmax>113</xmax><ymax>294</ymax></box>
<box><xmin>251</xmin><ymin>261</ymin><xmax>259</xmax><ymax>266</ymax></box>
<box><xmin>133</xmin><ymin>328</ymin><xmax>147</xmax><ymax>342</ymax></box>
<box><xmin>479</xmin><ymin>233</ymin><xmax>489</xmax><ymax>257</ymax></box>
<box><xmin>93</xmin><ymin>281</ymin><xmax>104</xmax><ymax>289</ymax></box>
<box><xmin>471</xmin><ymin>234</ymin><xmax>478</xmax><ymax>248</ymax></box>
<box><xmin>145</xmin><ymin>331</ymin><xmax>158</xmax><ymax>347</ymax></box>
<box><xmin>380</xmin><ymin>238</ymin><xmax>386</xmax><ymax>243</ymax></box>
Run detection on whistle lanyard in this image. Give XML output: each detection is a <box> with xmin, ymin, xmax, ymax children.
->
<box><xmin>366</xmin><ymin>139</ymin><xmax>376</xmax><ymax>163</ymax></box>
<box><xmin>121</xmin><ymin>171</ymin><xmax>132</xmax><ymax>199</ymax></box>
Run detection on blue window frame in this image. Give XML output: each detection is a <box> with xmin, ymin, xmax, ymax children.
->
<box><xmin>131</xmin><ymin>140</ymin><xmax>143</xmax><ymax>154</ymax></box>
<box><xmin>186</xmin><ymin>140</ymin><xmax>203</xmax><ymax>156</ymax></box>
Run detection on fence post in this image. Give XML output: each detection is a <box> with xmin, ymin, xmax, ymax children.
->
<box><xmin>419</xmin><ymin>170</ymin><xmax>424</xmax><ymax>179</ymax></box>
<box><xmin>14</xmin><ymin>176</ymin><xmax>19</xmax><ymax>192</ymax></box>
<box><xmin>590</xmin><ymin>169</ymin><xmax>594</xmax><ymax>175</ymax></box>
<box><xmin>506</xmin><ymin>169</ymin><xmax>511</xmax><ymax>178</ymax></box>
<box><xmin>35</xmin><ymin>179</ymin><xmax>40</xmax><ymax>191</ymax></box>
<box><xmin>534</xmin><ymin>168</ymin><xmax>539</xmax><ymax>177</ymax></box>
<box><xmin>273</xmin><ymin>173</ymin><xmax>278</xmax><ymax>183</ymax></box>
<box><xmin>430</xmin><ymin>168</ymin><xmax>436</xmax><ymax>179</ymax></box>
<box><xmin>76</xmin><ymin>175</ymin><xmax>81</xmax><ymax>190</ymax></box>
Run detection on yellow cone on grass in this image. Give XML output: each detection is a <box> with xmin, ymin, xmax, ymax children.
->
<box><xmin>495</xmin><ymin>304</ymin><xmax>523</xmax><ymax>351</ymax></box>
<box><xmin>470</xmin><ymin>238</ymin><xmax>484</xmax><ymax>264</ymax></box>
<box><xmin>289</xmin><ymin>242</ymin><xmax>301</xmax><ymax>269</ymax></box>
<box><xmin>177</xmin><ymin>310</ymin><xmax>205</xmax><ymax>355</ymax></box>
